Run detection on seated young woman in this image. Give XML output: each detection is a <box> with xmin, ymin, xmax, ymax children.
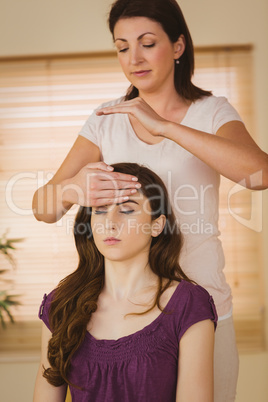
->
<box><xmin>33</xmin><ymin>162</ymin><xmax>217</xmax><ymax>402</ymax></box>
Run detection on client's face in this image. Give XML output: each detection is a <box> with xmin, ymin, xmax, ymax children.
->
<box><xmin>91</xmin><ymin>192</ymin><xmax>155</xmax><ymax>263</ymax></box>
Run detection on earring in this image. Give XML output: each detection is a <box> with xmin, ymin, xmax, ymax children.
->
<box><xmin>175</xmin><ymin>59</ymin><xmax>180</xmax><ymax>65</ymax></box>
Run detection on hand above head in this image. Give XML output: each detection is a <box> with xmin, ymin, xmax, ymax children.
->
<box><xmin>96</xmin><ymin>97</ymin><xmax>168</xmax><ymax>137</ymax></box>
<box><xmin>62</xmin><ymin>161</ymin><xmax>141</xmax><ymax>208</ymax></box>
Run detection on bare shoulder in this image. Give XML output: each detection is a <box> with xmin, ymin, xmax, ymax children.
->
<box><xmin>160</xmin><ymin>280</ymin><xmax>182</xmax><ymax>308</ymax></box>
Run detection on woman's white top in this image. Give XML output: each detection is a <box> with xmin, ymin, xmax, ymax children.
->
<box><xmin>79</xmin><ymin>95</ymin><xmax>243</xmax><ymax>318</ymax></box>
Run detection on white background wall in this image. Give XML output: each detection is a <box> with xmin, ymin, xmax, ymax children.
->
<box><xmin>0</xmin><ymin>1</ymin><xmax>267</xmax><ymax>401</ymax></box>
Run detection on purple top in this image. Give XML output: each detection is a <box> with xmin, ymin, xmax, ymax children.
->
<box><xmin>39</xmin><ymin>280</ymin><xmax>217</xmax><ymax>402</ymax></box>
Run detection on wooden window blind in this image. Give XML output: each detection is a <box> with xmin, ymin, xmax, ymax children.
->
<box><xmin>193</xmin><ymin>47</ymin><xmax>265</xmax><ymax>351</ymax></box>
<box><xmin>0</xmin><ymin>47</ymin><xmax>265</xmax><ymax>358</ymax></box>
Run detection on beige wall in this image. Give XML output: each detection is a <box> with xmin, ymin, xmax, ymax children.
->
<box><xmin>0</xmin><ymin>0</ymin><xmax>267</xmax><ymax>401</ymax></box>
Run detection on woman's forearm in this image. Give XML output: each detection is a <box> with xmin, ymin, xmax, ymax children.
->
<box><xmin>32</xmin><ymin>136</ymin><xmax>104</xmax><ymax>223</ymax></box>
<box><xmin>33</xmin><ymin>365</ymin><xmax>67</xmax><ymax>402</ymax></box>
<box><xmin>96</xmin><ymin>98</ymin><xmax>268</xmax><ymax>189</ymax></box>
<box><xmin>164</xmin><ymin>120</ymin><xmax>268</xmax><ymax>190</ymax></box>
<box><xmin>32</xmin><ymin>179</ymin><xmax>74</xmax><ymax>223</ymax></box>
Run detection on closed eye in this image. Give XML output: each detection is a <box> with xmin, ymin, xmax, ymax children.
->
<box><xmin>93</xmin><ymin>209</ymin><xmax>107</xmax><ymax>215</ymax></box>
<box><xmin>143</xmin><ymin>44</ymin><xmax>155</xmax><ymax>48</ymax></box>
<box><xmin>118</xmin><ymin>48</ymin><xmax>128</xmax><ymax>53</ymax></box>
<box><xmin>120</xmin><ymin>209</ymin><xmax>134</xmax><ymax>214</ymax></box>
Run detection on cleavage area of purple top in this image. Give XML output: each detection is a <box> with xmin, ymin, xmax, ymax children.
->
<box><xmin>39</xmin><ymin>280</ymin><xmax>217</xmax><ymax>402</ymax></box>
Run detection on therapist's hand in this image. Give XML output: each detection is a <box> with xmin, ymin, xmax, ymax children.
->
<box><xmin>61</xmin><ymin>161</ymin><xmax>141</xmax><ymax>207</ymax></box>
<box><xmin>96</xmin><ymin>97</ymin><xmax>167</xmax><ymax>137</ymax></box>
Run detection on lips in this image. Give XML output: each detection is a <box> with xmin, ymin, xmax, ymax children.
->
<box><xmin>132</xmin><ymin>70</ymin><xmax>151</xmax><ymax>77</ymax></box>
<box><xmin>104</xmin><ymin>237</ymin><xmax>121</xmax><ymax>246</ymax></box>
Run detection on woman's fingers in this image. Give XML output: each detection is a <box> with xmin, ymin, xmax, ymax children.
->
<box><xmin>84</xmin><ymin>161</ymin><xmax>114</xmax><ymax>172</ymax></box>
<box><xmin>96</xmin><ymin>105</ymin><xmax>131</xmax><ymax>116</ymax></box>
<box><xmin>89</xmin><ymin>187</ymin><xmax>139</xmax><ymax>207</ymax></box>
<box><xmin>66</xmin><ymin>164</ymin><xmax>142</xmax><ymax>207</ymax></box>
<box><xmin>96</xmin><ymin>98</ymin><xmax>144</xmax><ymax>116</ymax></box>
<box><xmin>86</xmin><ymin>170</ymin><xmax>140</xmax><ymax>191</ymax></box>
<box><xmin>84</xmin><ymin>163</ymin><xmax>139</xmax><ymax>183</ymax></box>
<box><xmin>88</xmin><ymin>172</ymin><xmax>141</xmax><ymax>204</ymax></box>
<box><xmin>90</xmin><ymin>176</ymin><xmax>141</xmax><ymax>191</ymax></box>
<box><xmin>96</xmin><ymin>97</ymin><xmax>166</xmax><ymax>137</ymax></box>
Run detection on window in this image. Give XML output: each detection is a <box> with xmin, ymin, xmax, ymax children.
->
<box><xmin>193</xmin><ymin>46</ymin><xmax>265</xmax><ymax>351</ymax></box>
<box><xmin>0</xmin><ymin>47</ymin><xmax>264</xmax><ymax>357</ymax></box>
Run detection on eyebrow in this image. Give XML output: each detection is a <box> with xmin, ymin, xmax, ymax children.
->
<box><xmin>116</xmin><ymin>200</ymin><xmax>139</xmax><ymax>206</ymax></box>
<box><xmin>95</xmin><ymin>200</ymin><xmax>140</xmax><ymax>209</ymax></box>
<box><xmin>114</xmin><ymin>32</ymin><xmax>156</xmax><ymax>42</ymax></box>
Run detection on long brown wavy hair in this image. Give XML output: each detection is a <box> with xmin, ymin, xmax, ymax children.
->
<box><xmin>43</xmin><ymin>163</ymin><xmax>191</xmax><ymax>387</ymax></box>
<box><xmin>108</xmin><ymin>0</ymin><xmax>212</xmax><ymax>101</ymax></box>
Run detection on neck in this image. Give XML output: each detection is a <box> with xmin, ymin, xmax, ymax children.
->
<box><xmin>103</xmin><ymin>255</ymin><xmax>158</xmax><ymax>301</ymax></box>
<box><xmin>138</xmin><ymin>84</ymin><xmax>189</xmax><ymax>116</ymax></box>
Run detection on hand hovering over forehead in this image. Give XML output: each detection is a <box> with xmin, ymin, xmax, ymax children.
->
<box><xmin>96</xmin><ymin>97</ymin><xmax>168</xmax><ymax>138</ymax></box>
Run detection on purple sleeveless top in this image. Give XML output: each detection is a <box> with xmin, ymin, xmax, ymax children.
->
<box><xmin>39</xmin><ymin>280</ymin><xmax>217</xmax><ymax>402</ymax></box>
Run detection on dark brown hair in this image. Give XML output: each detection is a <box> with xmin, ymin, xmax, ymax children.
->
<box><xmin>43</xmin><ymin>163</ymin><xmax>191</xmax><ymax>387</ymax></box>
<box><xmin>109</xmin><ymin>0</ymin><xmax>212</xmax><ymax>101</ymax></box>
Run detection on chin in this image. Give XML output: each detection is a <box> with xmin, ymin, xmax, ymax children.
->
<box><xmin>104</xmin><ymin>252</ymin><xmax>137</xmax><ymax>263</ymax></box>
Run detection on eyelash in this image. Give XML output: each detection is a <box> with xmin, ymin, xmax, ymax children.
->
<box><xmin>120</xmin><ymin>209</ymin><xmax>134</xmax><ymax>214</ymax></box>
<box><xmin>94</xmin><ymin>209</ymin><xmax>135</xmax><ymax>215</ymax></box>
<box><xmin>119</xmin><ymin>44</ymin><xmax>155</xmax><ymax>53</ymax></box>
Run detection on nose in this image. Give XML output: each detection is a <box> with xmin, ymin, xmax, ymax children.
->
<box><xmin>130</xmin><ymin>45</ymin><xmax>143</xmax><ymax>65</ymax></box>
<box><xmin>105</xmin><ymin>208</ymin><xmax>118</xmax><ymax>232</ymax></box>
<box><xmin>105</xmin><ymin>217</ymin><xmax>117</xmax><ymax>231</ymax></box>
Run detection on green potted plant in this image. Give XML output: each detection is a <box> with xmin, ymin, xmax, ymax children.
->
<box><xmin>0</xmin><ymin>231</ymin><xmax>23</xmax><ymax>329</ymax></box>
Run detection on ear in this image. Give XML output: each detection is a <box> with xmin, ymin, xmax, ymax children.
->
<box><xmin>173</xmin><ymin>34</ymin><xmax>186</xmax><ymax>61</ymax></box>
<box><xmin>151</xmin><ymin>214</ymin><xmax>166</xmax><ymax>238</ymax></box>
